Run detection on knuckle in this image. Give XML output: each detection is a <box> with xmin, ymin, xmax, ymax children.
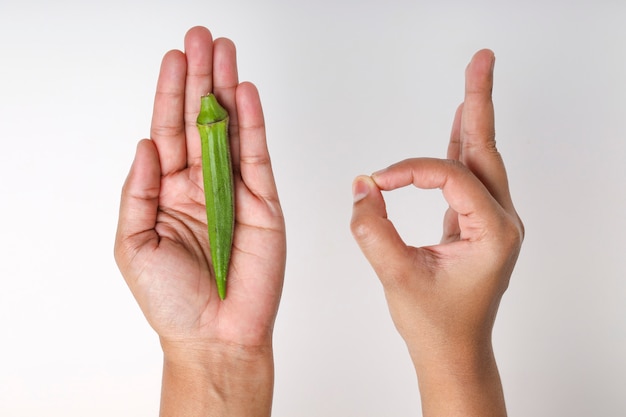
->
<box><xmin>239</xmin><ymin>153</ymin><xmax>271</xmax><ymax>167</ymax></box>
<box><xmin>443</xmin><ymin>158</ymin><xmax>471</xmax><ymax>176</ymax></box>
<box><xmin>499</xmin><ymin>212</ymin><xmax>525</xmax><ymax>252</ymax></box>
<box><xmin>444</xmin><ymin>158</ymin><xmax>466</xmax><ymax>170</ymax></box>
<box><xmin>350</xmin><ymin>214</ymin><xmax>374</xmax><ymax>242</ymax></box>
<box><xmin>151</xmin><ymin>123</ymin><xmax>184</xmax><ymax>139</ymax></box>
<box><xmin>113</xmin><ymin>238</ymin><xmax>131</xmax><ymax>269</ymax></box>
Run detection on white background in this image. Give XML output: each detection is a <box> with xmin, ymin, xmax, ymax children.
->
<box><xmin>1</xmin><ymin>0</ymin><xmax>625</xmax><ymax>416</ymax></box>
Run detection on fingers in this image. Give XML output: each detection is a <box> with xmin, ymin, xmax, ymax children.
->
<box><xmin>115</xmin><ymin>139</ymin><xmax>161</xmax><ymax>266</ymax></box>
<box><xmin>212</xmin><ymin>38</ymin><xmax>241</xmax><ymax>171</ymax></box>
<box><xmin>372</xmin><ymin>158</ymin><xmax>501</xmax><ymax>241</ymax></box>
<box><xmin>150</xmin><ymin>27</ymin><xmax>214</xmax><ymax>174</ymax></box>
<box><xmin>212</xmin><ymin>38</ymin><xmax>239</xmax><ymax>95</ymax></box>
<box><xmin>152</xmin><ymin>27</ymin><xmax>241</xmax><ymax>172</ymax></box>
<box><xmin>236</xmin><ymin>82</ymin><xmax>281</xmax><ymax>215</ymax></box>
<box><xmin>183</xmin><ymin>26</ymin><xmax>215</xmax><ymax>165</ymax></box>
<box><xmin>459</xmin><ymin>49</ymin><xmax>514</xmax><ymax>211</ymax></box>
<box><xmin>182</xmin><ymin>29</ymin><xmax>241</xmax><ymax>169</ymax></box>
<box><xmin>150</xmin><ymin>50</ymin><xmax>187</xmax><ymax>176</ymax></box>
<box><xmin>350</xmin><ymin>176</ymin><xmax>412</xmax><ymax>281</ymax></box>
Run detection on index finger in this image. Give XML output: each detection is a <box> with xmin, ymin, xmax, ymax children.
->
<box><xmin>150</xmin><ymin>50</ymin><xmax>187</xmax><ymax>176</ymax></box>
<box><xmin>372</xmin><ymin>158</ymin><xmax>503</xmax><ymax>240</ymax></box>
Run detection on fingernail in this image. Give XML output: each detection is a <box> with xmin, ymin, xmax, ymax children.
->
<box><xmin>371</xmin><ymin>167</ymin><xmax>387</xmax><ymax>178</ymax></box>
<box><xmin>352</xmin><ymin>176</ymin><xmax>371</xmax><ymax>203</ymax></box>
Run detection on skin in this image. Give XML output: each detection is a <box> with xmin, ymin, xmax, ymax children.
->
<box><xmin>114</xmin><ymin>26</ymin><xmax>285</xmax><ymax>417</ymax></box>
<box><xmin>350</xmin><ymin>49</ymin><xmax>524</xmax><ymax>417</ymax></box>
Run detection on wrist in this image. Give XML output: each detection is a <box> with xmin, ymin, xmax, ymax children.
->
<box><xmin>409</xmin><ymin>338</ymin><xmax>507</xmax><ymax>417</ymax></box>
<box><xmin>159</xmin><ymin>338</ymin><xmax>274</xmax><ymax>417</ymax></box>
<box><xmin>408</xmin><ymin>333</ymin><xmax>495</xmax><ymax>374</ymax></box>
<box><xmin>161</xmin><ymin>335</ymin><xmax>273</xmax><ymax>367</ymax></box>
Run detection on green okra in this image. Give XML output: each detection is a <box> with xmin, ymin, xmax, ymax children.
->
<box><xmin>197</xmin><ymin>94</ymin><xmax>234</xmax><ymax>300</ymax></box>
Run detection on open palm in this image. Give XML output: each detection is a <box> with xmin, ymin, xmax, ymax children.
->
<box><xmin>114</xmin><ymin>27</ymin><xmax>285</xmax><ymax>349</ymax></box>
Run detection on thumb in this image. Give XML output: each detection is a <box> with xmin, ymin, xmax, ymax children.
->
<box><xmin>350</xmin><ymin>176</ymin><xmax>411</xmax><ymax>284</ymax></box>
<box><xmin>114</xmin><ymin>139</ymin><xmax>161</xmax><ymax>267</ymax></box>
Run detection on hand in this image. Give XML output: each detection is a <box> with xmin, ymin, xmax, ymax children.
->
<box><xmin>350</xmin><ymin>50</ymin><xmax>523</xmax><ymax>416</ymax></box>
<box><xmin>114</xmin><ymin>26</ymin><xmax>285</xmax><ymax>417</ymax></box>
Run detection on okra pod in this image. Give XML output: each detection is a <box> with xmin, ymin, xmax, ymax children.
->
<box><xmin>197</xmin><ymin>94</ymin><xmax>234</xmax><ymax>300</ymax></box>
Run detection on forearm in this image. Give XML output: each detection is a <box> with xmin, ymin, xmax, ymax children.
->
<box><xmin>159</xmin><ymin>340</ymin><xmax>274</xmax><ymax>417</ymax></box>
<box><xmin>411</xmin><ymin>340</ymin><xmax>507</xmax><ymax>417</ymax></box>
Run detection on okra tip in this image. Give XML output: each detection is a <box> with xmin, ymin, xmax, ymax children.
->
<box><xmin>197</xmin><ymin>93</ymin><xmax>229</xmax><ymax>125</ymax></box>
<box><xmin>217</xmin><ymin>282</ymin><xmax>227</xmax><ymax>300</ymax></box>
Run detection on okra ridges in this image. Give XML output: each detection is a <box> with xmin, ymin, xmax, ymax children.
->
<box><xmin>197</xmin><ymin>93</ymin><xmax>234</xmax><ymax>300</ymax></box>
